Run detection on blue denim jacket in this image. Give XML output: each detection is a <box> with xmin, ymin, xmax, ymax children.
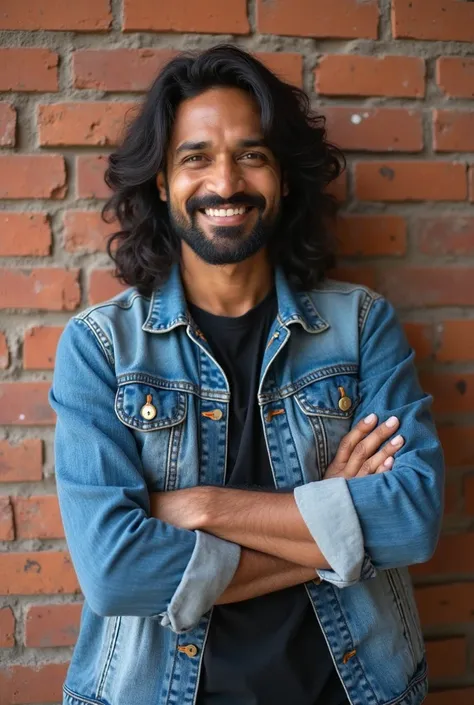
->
<box><xmin>50</xmin><ymin>265</ymin><xmax>444</xmax><ymax>705</ymax></box>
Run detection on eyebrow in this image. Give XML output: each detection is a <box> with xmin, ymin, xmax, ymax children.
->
<box><xmin>175</xmin><ymin>137</ymin><xmax>267</xmax><ymax>154</ymax></box>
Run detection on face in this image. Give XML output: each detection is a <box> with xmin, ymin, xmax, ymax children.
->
<box><xmin>157</xmin><ymin>86</ymin><xmax>286</xmax><ymax>266</ymax></box>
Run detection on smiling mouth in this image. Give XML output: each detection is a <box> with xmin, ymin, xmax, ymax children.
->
<box><xmin>197</xmin><ymin>205</ymin><xmax>255</xmax><ymax>225</ymax></box>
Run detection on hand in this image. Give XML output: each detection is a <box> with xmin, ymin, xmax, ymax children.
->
<box><xmin>149</xmin><ymin>486</ymin><xmax>210</xmax><ymax>530</ymax></box>
<box><xmin>324</xmin><ymin>414</ymin><xmax>404</xmax><ymax>480</ymax></box>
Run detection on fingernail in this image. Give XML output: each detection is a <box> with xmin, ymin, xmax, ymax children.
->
<box><xmin>390</xmin><ymin>434</ymin><xmax>403</xmax><ymax>446</ymax></box>
<box><xmin>386</xmin><ymin>416</ymin><xmax>398</xmax><ymax>428</ymax></box>
<box><xmin>364</xmin><ymin>413</ymin><xmax>376</xmax><ymax>424</ymax></box>
<box><xmin>384</xmin><ymin>457</ymin><xmax>394</xmax><ymax>468</ymax></box>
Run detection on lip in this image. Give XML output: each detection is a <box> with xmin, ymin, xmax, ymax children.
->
<box><xmin>197</xmin><ymin>206</ymin><xmax>256</xmax><ymax>227</ymax></box>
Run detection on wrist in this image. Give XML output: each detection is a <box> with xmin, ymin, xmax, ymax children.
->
<box><xmin>193</xmin><ymin>486</ymin><xmax>216</xmax><ymax>530</ymax></box>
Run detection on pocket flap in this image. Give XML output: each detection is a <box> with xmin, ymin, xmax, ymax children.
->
<box><xmin>115</xmin><ymin>382</ymin><xmax>187</xmax><ymax>431</ymax></box>
<box><xmin>295</xmin><ymin>374</ymin><xmax>359</xmax><ymax>419</ymax></box>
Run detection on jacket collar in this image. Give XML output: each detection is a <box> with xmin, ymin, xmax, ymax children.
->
<box><xmin>142</xmin><ymin>263</ymin><xmax>329</xmax><ymax>334</ymax></box>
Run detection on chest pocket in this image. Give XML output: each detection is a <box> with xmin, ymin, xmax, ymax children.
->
<box><xmin>115</xmin><ymin>381</ymin><xmax>187</xmax><ymax>491</ymax></box>
<box><xmin>295</xmin><ymin>373</ymin><xmax>360</xmax><ymax>476</ymax></box>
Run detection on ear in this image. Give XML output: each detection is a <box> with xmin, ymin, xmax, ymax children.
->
<box><xmin>157</xmin><ymin>172</ymin><xmax>168</xmax><ymax>201</ymax></box>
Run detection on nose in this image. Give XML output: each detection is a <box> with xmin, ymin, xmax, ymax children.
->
<box><xmin>205</xmin><ymin>156</ymin><xmax>245</xmax><ymax>199</ymax></box>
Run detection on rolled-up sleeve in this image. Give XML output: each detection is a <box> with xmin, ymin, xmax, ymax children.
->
<box><xmin>294</xmin><ymin>296</ymin><xmax>444</xmax><ymax>587</ymax></box>
<box><xmin>50</xmin><ymin>318</ymin><xmax>240</xmax><ymax>630</ymax></box>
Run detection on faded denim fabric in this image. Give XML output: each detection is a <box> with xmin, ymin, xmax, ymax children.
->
<box><xmin>50</xmin><ymin>265</ymin><xmax>444</xmax><ymax>705</ymax></box>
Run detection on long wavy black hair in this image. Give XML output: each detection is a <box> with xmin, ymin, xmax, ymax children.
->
<box><xmin>103</xmin><ymin>45</ymin><xmax>345</xmax><ymax>294</ymax></box>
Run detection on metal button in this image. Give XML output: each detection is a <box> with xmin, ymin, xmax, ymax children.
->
<box><xmin>313</xmin><ymin>575</ymin><xmax>322</xmax><ymax>585</ymax></box>
<box><xmin>338</xmin><ymin>386</ymin><xmax>352</xmax><ymax>412</ymax></box>
<box><xmin>202</xmin><ymin>409</ymin><xmax>223</xmax><ymax>421</ymax></box>
<box><xmin>178</xmin><ymin>644</ymin><xmax>199</xmax><ymax>658</ymax></box>
<box><xmin>140</xmin><ymin>394</ymin><xmax>157</xmax><ymax>420</ymax></box>
<box><xmin>342</xmin><ymin>649</ymin><xmax>357</xmax><ymax>664</ymax></box>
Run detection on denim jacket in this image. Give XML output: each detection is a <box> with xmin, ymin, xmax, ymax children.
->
<box><xmin>50</xmin><ymin>265</ymin><xmax>444</xmax><ymax>705</ymax></box>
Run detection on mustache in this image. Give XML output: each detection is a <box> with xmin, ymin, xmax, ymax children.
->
<box><xmin>186</xmin><ymin>192</ymin><xmax>266</xmax><ymax>216</ymax></box>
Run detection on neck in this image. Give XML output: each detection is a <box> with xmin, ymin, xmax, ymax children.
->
<box><xmin>180</xmin><ymin>244</ymin><xmax>273</xmax><ymax>317</ymax></box>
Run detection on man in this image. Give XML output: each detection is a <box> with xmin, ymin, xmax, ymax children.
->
<box><xmin>50</xmin><ymin>45</ymin><xmax>444</xmax><ymax>705</ymax></box>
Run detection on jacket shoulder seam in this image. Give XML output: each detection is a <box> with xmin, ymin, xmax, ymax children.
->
<box><xmin>74</xmin><ymin>317</ymin><xmax>115</xmax><ymax>369</ymax></box>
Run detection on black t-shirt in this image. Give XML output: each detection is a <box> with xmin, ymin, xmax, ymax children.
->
<box><xmin>189</xmin><ymin>290</ymin><xmax>348</xmax><ymax>705</ymax></box>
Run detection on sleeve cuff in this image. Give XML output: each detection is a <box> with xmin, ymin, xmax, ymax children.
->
<box><xmin>160</xmin><ymin>530</ymin><xmax>241</xmax><ymax>632</ymax></box>
<box><xmin>294</xmin><ymin>478</ymin><xmax>375</xmax><ymax>587</ymax></box>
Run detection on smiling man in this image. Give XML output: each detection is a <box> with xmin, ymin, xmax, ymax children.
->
<box><xmin>50</xmin><ymin>46</ymin><xmax>444</xmax><ymax>705</ymax></box>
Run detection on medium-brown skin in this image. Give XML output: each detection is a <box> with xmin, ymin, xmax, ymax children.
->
<box><xmin>152</xmin><ymin>87</ymin><xmax>404</xmax><ymax>604</ymax></box>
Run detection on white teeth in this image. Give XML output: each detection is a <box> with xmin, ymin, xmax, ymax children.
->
<box><xmin>204</xmin><ymin>207</ymin><xmax>247</xmax><ymax>218</ymax></box>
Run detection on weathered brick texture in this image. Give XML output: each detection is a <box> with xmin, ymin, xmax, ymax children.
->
<box><xmin>1</xmin><ymin>1</ymin><xmax>473</xmax><ymax>700</ymax></box>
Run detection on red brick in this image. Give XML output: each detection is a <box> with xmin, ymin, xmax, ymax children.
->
<box><xmin>316</xmin><ymin>55</ymin><xmax>425</xmax><ymax>98</ymax></box>
<box><xmin>23</xmin><ymin>326</ymin><xmax>63</xmax><ymax>370</ymax></box>
<box><xmin>437</xmin><ymin>57</ymin><xmax>474</xmax><ymax>99</ymax></box>
<box><xmin>257</xmin><ymin>0</ymin><xmax>378</xmax><ymax>39</ymax></box>
<box><xmin>326</xmin><ymin>171</ymin><xmax>348</xmax><ymax>202</ymax></box>
<box><xmin>0</xmin><ymin>103</ymin><xmax>16</xmax><ymax>146</ymax></box>
<box><xmin>0</xmin><ymin>155</ymin><xmax>66</xmax><ymax>199</ymax></box>
<box><xmin>434</xmin><ymin>110</ymin><xmax>474</xmax><ymax>152</ymax></box>
<box><xmin>427</xmin><ymin>690</ymin><xmax>474</xmax><ymax>705</ymax></box>
<box><xmin>0</xmin><ymin>330</ymin><xmax>8</xmax><ymax>369</ymax></box>
<box><xmin>438</xmin><ymin>426</ymin><xmax>474</xmax><ymax>466</ymax></box>
<box><xmin>411</xmin><ymin>533</ymin><xmax>474</xmax><ymax>576</ymax></box>
<box><xmin>0</xmin><ymin>663</ymin><xmax>69</xmax><ymax>704</ymax></box>
<box><xmin>63</xmin><ymin>211</ymin><xmax>115</xmax><ymax>253</ymax></box>
<box><xmin>25</xmin><ymin>603</ymin><xmax>82</xmax><ymax>647</ymax></box>
<box><xmin>425</xmin><ymin>638</ymin><xmax>467</xmax><ymax>679</ymax></box>
<box><xmin>38</xmin><ymin>102</ymin><xmax>136</xmax><ymax>147</ymax></box>
<box><xmin>76</xmin><ymin>155</ymin><xmax>110</xmax><ymax>199</ymax></box>
<box><xmin>0</xmin><ymin>496</ymin><xmax>14</xmax><ymax>541</ymax></box>
<box><xmin>123</xmin><ymin>0</ymin><xmax>249</xmax><ymax>33</ymax></box>
<box><xmin>331</xmin><ymin>267</ymin><xmax>377</xmax><ymax>290</ymax></box>
<box><xmin>88</xmin><ymin>269</ymin><xmax>127</xmax><ymax>305</ymax></box>
<box><xmin>0</xmin><ymin>268</ymin><xmax>80</xmax><ymax>311</ymax></box>
<box><xmin>325</xmin><ymin>107</ymin><xmax>422</xmax><ymax>153</ymax></box>
<box><xmin>0</xmin><ymin>552</ymin><xmax>79</xmax><ymax>595</ymax></box>
<box><xmin>0</xmin><ymin>606</ymin><xmax>15</xmax><ymax>647</ymax></box>
<box><xmin>464</xmin><ymin>476</ymin><xmax>474</xmax><ymax>515</ymax></box>
<box><xmin>0</xmin><ymin>49</ymin><xmax>58</xmax><ymax>92</ymax></box>
<box><xmin>12</xmin><ymin>496</ymin><xmax>64</xmax><ymax>539</ymax></box>
<box><xmin>0</xmin><ymin>213</ymin><xmax>51</xmax><ymax>256</ymax></box>
<box><xmin>0</xmin><ymin>0</ymin><xmax>111</xmax><ymax>31</ymax></box>
<box><xmin>73</xmin><ymin>48</ymin><xmax>177</xmax><ymax>91</ymax></box>
<box><xmin>379</xmin><ymin>268</ymin><xmax>474</xmax><ymax>308</ymax></box>
<box><xmin>0</xmin><ymin>382</ymin><xmax>54</xmax><ymax>426</ymax></box>
<box><xmin>443</xmin><ymin>482</ymin><xmax>457</xmax><ymax>517</ymax></box>
<box><xmin>336</xmin><ymin>215</ymin><xmax>406</xmax><ymax>257</ymax></box>
<box><xmin>417</xmin><ymin>216</ymin><xmax>474</xmax><ymax>256</ymax></box>
<box><xmin>470</xmin><ymin>168</ymin><xmax>474</xmax><ymax>203</ymax></box>
<box><xmin>0</xmin><ymin>440</ymin><xmax>43</xmax><ymax>483</ymax></box>
<box><xmin>416</xmin><ymin>584</ymin><xmax>474</xmax><ymax>627</ymax></box>
<box><xmin>421</xmin><ymin>372</ymin><xmax>474</xmax><ymax>414</ymax></box>
<box><xmin>355</xmin><ymin>161</ymin><xmax>467</xmax><ymax>202</ymax></box>
<box><xmin>392</xmin><ymin>0</ymin><xmax>474</xmax><ymax>42</ymax></box>
<box><xmin>403</xmin><ymin>322</ymin><xmax>433</xmax><ymax>362</ymax></box>
<box><xmin>256</xmin><ymin>53</ymin><xmax>303</xmax><ymax>87</ymax></box>
<box><xmin>436</xmin><ymin>320</ymin><xmax>474</xmax><ymax>362</ymax></box>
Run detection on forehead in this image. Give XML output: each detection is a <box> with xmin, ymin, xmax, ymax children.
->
<box><xmin>170</xmin><ymin>87</ymin><xmax>263</xmax><ymax>148</ymax></box>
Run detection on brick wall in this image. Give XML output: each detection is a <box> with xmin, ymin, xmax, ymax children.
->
<box><xmin>1</xmin><ymin>1</ymin><xmax>473</xmax><ymax>702</ymax></box>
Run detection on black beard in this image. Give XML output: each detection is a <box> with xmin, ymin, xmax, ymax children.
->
<box><xmin>168</xmin><ymin>205</ymin><xmax>279</xmax><ymax>266</ymax></box>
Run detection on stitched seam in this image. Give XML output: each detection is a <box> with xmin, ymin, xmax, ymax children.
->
<box><xmin>96</xmin><ymin>616</ymin><xmax>121</xmax><ymax>699</ymax></box>
<box><xmin>74</xmin><ymin>319</ymin><xmax>114</xmax><ymax>370</ymax></box>
<box><xmin>63</xmin><ymin>685</ymin><xmax>107</xmax><ymax>705</ymax></box>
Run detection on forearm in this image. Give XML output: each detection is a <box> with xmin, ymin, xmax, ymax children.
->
<box><xmin>216</xmin><ymin>547</ymin><xmax>316</xmax><ymax>604</ymax></box>
<box><xmin>201</xmin><ymin>488</ymin><xmax>331</xmax><ymax>569</ymax></box>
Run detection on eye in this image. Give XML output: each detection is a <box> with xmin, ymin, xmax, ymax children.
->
<box><xmin>241</xmin><ymin>152</ymin><xmax>266</xmax><ymax>161</ymax></box>
<box><xmin>183</xmin><ymin>155</ymin><xmax>207</xmax><ymax>165</ymax></box>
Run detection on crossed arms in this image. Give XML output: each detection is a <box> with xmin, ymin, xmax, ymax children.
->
<box><xmin>50</xmin><ymin>298</ymin><xmax>443</xmax><ymax>631</ymax></box>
